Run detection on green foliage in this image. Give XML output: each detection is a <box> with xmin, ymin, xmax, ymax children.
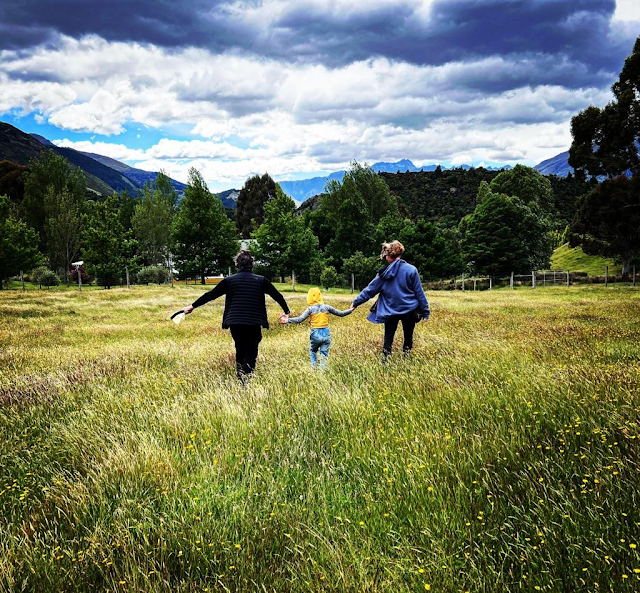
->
<box><xmin>38</xmin><ymin>269</ymin><xmax>61</xmax><ymax>287</ymax></box>
<box><xmin>490</xmin><ymin>164</ymin><xmax>554</xmax><ymax>214</ymax></box>
<box><xmin>0</xmin><ymin>194</ymin><xmax>43</xmax><ymax>287</ymax></box>
<box><xmin>342</xmin><ymin>251</ymin><xmax>380</xmax><ymax>289</ymax></box>
<box><xmin>546</xmin><ymin>174</ymin><xmax>594</xmax><ymax>230</ymax></box>
<box><xmin>0</xmin><ymin>160</ymin><xmax>28</xmax><ymax>206</ymax></box>
<box><xmin>460</xmin><ymin>188</ymin><xmax>552</xmax><ymax>276</ymax></box>
<box><xmin>44</xmin><ymin>185</ymin><xmax>84</xmax><ymax>283</ymax></box>
<box><xmin>379</xmin><ymin>167</ymin><xmax>501</xmax><ymax>227</ymax></box>
<box><xmin>22</xmin><ymin>149</ymin><xmax>86</xmax><ymax>257</ymax></box>
<box><xmin>569</xmin><ymin>36</ymin><xmax>640</xmax><ymax>178</ymax></box>
<box><xmin>136</xmin><ymin>265</ymin><xmax>169</xmax><ymax>285</ymax></box>
<box><xmin>309</xmin><ymin>256</ymin><xmax>327</xmax><ymax>285</ymax></box>
<box><xmin>253</xmin><ymin>186</ymin><xmax>319</xmax><ymax>282</ymax></box>
<box><xmin>320</xmin><ymin>266</ymin><xmax>338</xmax><ymax>290</ymax></box>
<box><xmin>235</xmin><ymin>173</ymin><xmax>277</xmax><ymax>239</ymax></box>
<box><xmin>82</xmin><ymin>195</ymin><xmax>137</xmax><ymax>288</ymax></box>
<box><xmin>400</xmin><ymin>219</ymin><xmax>463</xmax><ymax>280</ymax></box>
<box><xmin>569</xmin><ymin>175</ymin><xmax>640</xmax><ymax>275</ymax></box>
<box><xmin>171</xmin><ymin>168</ymin><xmax>238</xmax><ymax>283</ymax></box>
<box><xmin>132</xmin><ymin>172</ymin><xmax>178</xmax><ymax>266</ymax></box>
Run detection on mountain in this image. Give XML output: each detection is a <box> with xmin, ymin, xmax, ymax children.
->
<box><xmin>81</xmin><ymin>151</ymin><xmax>187</xmax><ymax>194</ymax></box>
<box><xmin>0</xmin><ymin>121</ymin><xmax>188</xmax><ymax>196</ymax></box>
<box><xmin>535</xmin><ymin>151</ymin><xmax>573</xmax><ymax>176</ymax></box>
<box><xmin>278</xmin><ymin>160</ymin><xmax>510</xmax><ymax>203</ymax></box>
<box><xmin>216</xmin><ymin>188</ymin><xmax>240</xmax><ymax>210</ymax></box>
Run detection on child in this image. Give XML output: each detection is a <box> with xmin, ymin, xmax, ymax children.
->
<box><xmin>282</xmin><ymin>287</ymin><xmax>352</xmax><ymax>369</ymax></box>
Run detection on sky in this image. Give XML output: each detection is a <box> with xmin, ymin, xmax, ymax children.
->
<box><xmin>1</xmin><ymin>0</ymin><xmax>639</xmax><ymax>192</ymax></box>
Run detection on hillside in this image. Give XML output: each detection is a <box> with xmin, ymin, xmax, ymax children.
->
<box><xmin>550</xmin><ymin>243</ymin><xmax>622</xmax><ymax>275</ymax></box>
<box><xmin>380</xmin><ymin>167</ymin><xmax>501</xmax><ymax>225</ymax></box>
<box><xmin>0</xmin><ymin>121</ymin><xmax>187</xmax><ymax>197</ymax></box>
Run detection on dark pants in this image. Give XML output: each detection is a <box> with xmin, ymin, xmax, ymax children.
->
<box><xmin>383</xmin><ymin>310</ymin><xmax>417</xmax><ymax>359</ymax></box>
<box><xmin>229</xmin><ymin>325</ymin><xmax>262</xmax><ymax>381</ymax></box>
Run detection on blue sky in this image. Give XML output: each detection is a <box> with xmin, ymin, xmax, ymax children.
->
<box><xmin>1</xmin><ymin>0</ymin><xmax>638</xmax><ymax>191</ymax></box>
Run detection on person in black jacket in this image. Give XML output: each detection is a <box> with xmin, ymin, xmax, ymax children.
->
<box><xmin>182</xmin><ymin>249</ymin><xmax>290</xmax><ymax>382</ymax></box>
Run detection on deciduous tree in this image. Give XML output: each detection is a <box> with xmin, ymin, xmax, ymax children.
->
<box><xmin>171</xmin><ymin>168</ymin><xmax>238</xmax><ymax>283</ymax></box>
<box><xmin>0</xmin><ymin>195</ymin><xmax>43</xmax><ymax>288</ymax></box>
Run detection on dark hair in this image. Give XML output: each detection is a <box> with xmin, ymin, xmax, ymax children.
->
<box><xmin>234</xmin><ymin>249</ymin><xmax>254</xmax><ymax>271</ymax></box>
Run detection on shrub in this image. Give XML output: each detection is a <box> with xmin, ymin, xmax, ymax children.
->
<box><xmin>320</xmin><ymin>266</ymin><xmax>338</xmax><ymax>290</ymax></box>
<box><xmin>39</xmin><ymin>269</ymin><xmax>60</xmax><ymax>288</ymax></box>
<box><xmin>137</xmin><ymin>266</ymin><xmax>169</xmax><ymax>285</ymax></box>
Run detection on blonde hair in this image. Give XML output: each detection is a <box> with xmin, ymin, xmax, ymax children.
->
<box><xmin>381</xmin><ymin>240</ymin><xmax>404</xmax><ymax>259</ymax></box>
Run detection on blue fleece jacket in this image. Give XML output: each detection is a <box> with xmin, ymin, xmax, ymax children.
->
<box><xmin>352</xmin><ymin>259</ymin><xmax>430</xmax><ymax>323</ymax></box>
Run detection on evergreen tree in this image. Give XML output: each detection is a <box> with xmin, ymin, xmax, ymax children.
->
<box><xmin>235</xmin><ymin>173</ymin><xmax>277</xmax><ymax>239</ymax></box>
<box><xmin>253</xmin><ymin>186</ymin><xmax>319</xmax><ymax>282</ymax></box>
<box><xmin>460</xmin><ymin>188</ymin><xmax>552</xmax><ymax>277</ymax></box>
<box><xmin>570</xmin><ymin>175</ymin><xmax>640</xmax><ymax>275</ymax></box>
<box><xmin>569</xmin><ymin>36</ymin><xmax>640</xmax><ymax>179</ymax></box>
<box><xmin>342</xmin><ymin>251</ymin><xmax>380</xmax><ymax>289</ymax></box>
<box><xmin>400</xmin><ymin>220</ymin><xmax>463</xmax><ymax>280</ymax></box>
<box><xmin>0</xmin><ymin>195</ymin><xmax>43</xmax><ymax>288</ymax></box>
<box><xmin>171</xmin><ymin>168</ymin><xmax>238</xmax><ymax>283</ymax></box>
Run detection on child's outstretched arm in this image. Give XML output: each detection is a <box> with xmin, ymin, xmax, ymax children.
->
<box><xmin>325</xmin><ymin>305</ymin><xmax>353</xmax><ymax>317</ymax></box>
<box><xmin>286</xmin><ymin>307</ymin><xmax>313</xmax><ymax>324</ymax></box>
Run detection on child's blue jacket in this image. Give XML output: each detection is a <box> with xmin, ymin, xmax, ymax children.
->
<box><xmin>352</xmin><ymin>259</ymin><xmax>430</xmax><ymax>323</ymax></box>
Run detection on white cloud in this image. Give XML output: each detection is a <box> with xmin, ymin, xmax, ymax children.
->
<box><xmin>0</xmin><ymin>31</ymin><xmax>622</xmax><ymax>189</ymax></box>
<box><xmin>614</xmin><ymin>0</ymin><xmax>640</xmax><ymax>21</ymax></box>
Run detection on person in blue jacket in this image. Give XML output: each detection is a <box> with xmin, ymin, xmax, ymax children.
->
<box><xmin>351</xmin><ymin>240</ymin><xmax>430</xmax><ymax>361</ymax></box>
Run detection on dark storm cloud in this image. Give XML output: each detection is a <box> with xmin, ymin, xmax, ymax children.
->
<box><xmin>0</xmin><ymin>0</ymin><xmax>232</xmax><ymax>50</ymax></box>
<box><xmin>0</xmin><ymin>0</ymin><xmax>631</xmax><ymax>90</ymax></box>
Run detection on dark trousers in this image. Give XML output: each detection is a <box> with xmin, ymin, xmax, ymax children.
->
<box><xmin>383</xmin><ymin>310</ymin><xmax>417</xmax><ymax>359</ymax></box>
<box><xmin>229</xmin><ymin>325</ymin><xmax>262</xmax><ymax>380</ymax></box>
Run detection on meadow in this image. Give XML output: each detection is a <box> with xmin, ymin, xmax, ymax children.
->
<box><xmin>0</xmin><ymin>284</ymin><xmax>639</xmax><ymax>592</ymax></box>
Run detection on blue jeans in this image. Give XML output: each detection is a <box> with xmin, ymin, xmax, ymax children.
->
<box><xmin>309</xmin><ymin>328</ymin><xmax>331</xmax><ymax>369</ymax></box>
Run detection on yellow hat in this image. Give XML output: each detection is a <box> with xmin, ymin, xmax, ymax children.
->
<box><xmin>307</xmin><ymin>287</ymin><xmax>323</xmax><ymax>305</ymax></box>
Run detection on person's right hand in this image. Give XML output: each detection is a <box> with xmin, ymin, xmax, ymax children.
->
<box><xmin>183</xmin><ymin>305</ymin><xmax>194</xmax><ymax>315</ymax></box>
<box><xmin>279</xmin><ymin>313</ymin><xmax>289</xmax><ymax>324</ymax></box>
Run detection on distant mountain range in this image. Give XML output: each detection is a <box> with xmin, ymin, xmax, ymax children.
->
<box><xmin>1</xmin><ymin>120</ymin><xmax>575</xmax><ymax>208</ymax></box>
<box><xmin>277</xmin><ymin>159</ymin><xmax>516</xmax><ymax>203</ymax></box>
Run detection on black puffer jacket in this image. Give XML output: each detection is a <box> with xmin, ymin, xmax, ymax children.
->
<box><xmin>191</xmin><ymin>272</ymin><xmax>290</xmax><ymax>329</ymax></box>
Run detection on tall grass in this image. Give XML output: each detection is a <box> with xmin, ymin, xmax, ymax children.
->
<box><xmin>0</xmin><ymin>285</ymin><xmax>639</xmax><ymax>592</ymax></box>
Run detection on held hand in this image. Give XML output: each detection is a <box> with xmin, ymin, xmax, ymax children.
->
<box><xmin>183</xmin><ymin>305</ymin><xmax>194</xmax><ymax>315</ymax></box>
<box><xmin>279</xmin><ymin>313</ymin><xmax>289</xmax><ymax>324</ymax></box>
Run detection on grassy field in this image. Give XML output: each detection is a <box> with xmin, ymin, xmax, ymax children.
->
<box><xmin>550</xmin><ymin>244</ymin><xmax>622</xmax><ymax>276</ymax></box>
<box><xmin>0</xmin><ymin>284</ymin><xmax>639</xmax><ymax>592</ymax></box>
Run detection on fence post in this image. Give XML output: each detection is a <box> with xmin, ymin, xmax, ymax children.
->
<box><xmin>633</xmin><ymin>265</ymin><xmax>636</xmax><ymax>287</ymax></box>
<box><xmin>20</xmin><ymin>270</ymin><xmax>25</xmax><ymax>291</ymax></box>
<box><xmin>489</xmin><ymin>276</ymin><xmax>492</xmax><ymax>290</ymax></box>
<box><xmin>510</xmin><ymin>272</ymin><xmax>514</xmax><ymax>289</ymax></box>
<box><xmin>605</xmin><ymin>265</ymin><xmax>608</xmax><ymax>287</ymax></box>
<box><xmin>462</xmin><ymin>273</ymin><xmax>465</xmax><ymax>291</ymax></box>
<box><xmin>566</xmin><ymin>271</ymin><xmax>570</xmax><ymax>287</ymax></box>
<box><xmin>125</xmin><ymin>267</ymin><xmax>130</xmax><ymax>289</ymax></box>
<box><xmin>292</xmin><ymin>270</ymin><xmax>295</xmax><ymax>291</ymax></box>
<box><xmin>351</xmin><ymin>273</ymin><xmax>355</xmax><ymax>294</ymax></box>
<box><xmin>532</xmin><ymin>271</ymin><xmax>536</xmax><ymax>289</ymax></box>
<box><xmin>473</xmin><ymin>277</ymin><xmax>477</xmax><ymax>291</ymax></box>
